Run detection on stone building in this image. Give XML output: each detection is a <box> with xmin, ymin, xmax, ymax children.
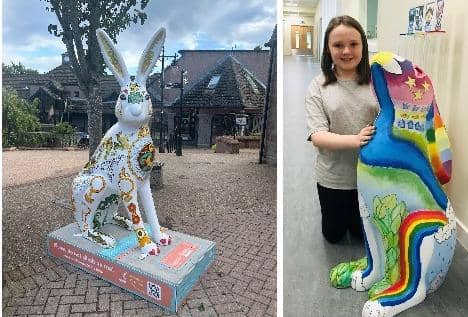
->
<box><xmin>260</xmin><ymin>26</ymin><xmax>277</xmax><ymax>165</ymax></box>
<box><xmin>150</xmin><ymin>49</ymin><xmax>270</xmax><ymax>147</ymax></box>
<box><xmin>4</xmin><ymin>48</ymin><xmax>272</xmax><ymax>149</ymax></box>
<box><xmin>2</xmin><ymin>53</ymin><xmax>125</xmax><ymax>133</ymax></box>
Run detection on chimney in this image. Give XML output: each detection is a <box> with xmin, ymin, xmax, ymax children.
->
<box><xmin>62</xmin><ymin>52</ymin><xmax>70</xmax><ymax>65</ymax></box>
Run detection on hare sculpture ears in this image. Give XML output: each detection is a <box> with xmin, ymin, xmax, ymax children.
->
<box><xmin>96</xmin><ymin>28</ymin><xmax>166</xmax><ymax>86</ymax></box>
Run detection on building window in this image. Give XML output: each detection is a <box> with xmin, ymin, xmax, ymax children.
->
<box><xmin>74</xmin><ymin>91</ymin><xmax>80</xmax><ymax>97</ymax></box>
<box><xmin>207</xmin><ymin>75</ymin><xmax>221</xmax><ymax>89</ymax></box>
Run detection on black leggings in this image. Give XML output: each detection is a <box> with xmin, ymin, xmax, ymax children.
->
<box><xmin>317</xmin><ymin>183</ymin><xmax>363</xmax><ymax>243</ymax></box>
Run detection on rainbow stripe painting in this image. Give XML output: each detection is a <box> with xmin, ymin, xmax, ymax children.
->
<box><xmin>329</xmin><ymin>52</ymin><xmax>456</xmax><ymax>317</ymax></box>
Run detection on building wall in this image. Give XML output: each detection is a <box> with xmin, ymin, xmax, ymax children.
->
<box><xmin>377</xmin><ymin>0</ymin><xmax>468</xmax><ymax>248</ymax></box>
<box><xmin>261</xmin><ymin>37</ymin><xmax>277</xmax><ymax>165</ymax></box>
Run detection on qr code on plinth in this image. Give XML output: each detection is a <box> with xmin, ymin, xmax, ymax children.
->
<box><xmin>147</xmin><ymin>281</ymin><xmax>162</xmax><ymax>301</ymax></box>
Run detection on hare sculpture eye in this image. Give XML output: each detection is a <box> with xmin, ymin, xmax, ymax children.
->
<box><xmin>119</xmin><ymin>93</ymin><xmax>127</xmax><ymax>100</ymax></box>
<box><xmin>145</xmin><ymin>94</ymin><xmax>150</xmax><ymax>100</ymax></box>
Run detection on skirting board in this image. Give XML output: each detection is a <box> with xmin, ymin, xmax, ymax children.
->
<box><xmin>456</xmin><ymin>217</ymin><xmax>468</xmax><ymax>252</ymax></box>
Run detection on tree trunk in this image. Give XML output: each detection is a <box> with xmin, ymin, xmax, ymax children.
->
<box><xmin>87</xmin><ymin>86</ymin><xmax>102</xmax><ymax>157</ymax></box>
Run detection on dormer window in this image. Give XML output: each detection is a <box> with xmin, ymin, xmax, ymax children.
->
<box><xmin>74</xmin><ymin>91</ymin><xmax>80</xmax><ymax>97</ymax></box>
<box><xmin>62</xmin><ymin>52</ymin><xmax>70</xmax><ymax>65</ymax></box>
<box><xmin>207</xmin><ymin>75</ymin><xmax>221</xmax><ymax>89</ymax></box>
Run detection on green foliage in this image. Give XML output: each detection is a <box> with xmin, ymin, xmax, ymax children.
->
<box><xmin>2</xmin><ymin>62</ymin><xmax>39</xmax><ymax>75</ymax></box>
<box><xmin>43</xmin><ymin>0</ymin><xmax>152</xmax><ymax>81</ymax></box>
<box><xmin>2</xmin><ymin>87</ymin><xmax>41</xmax><ymax>147</ymax></box>
<box><xmin>52</xmin><ymin>121</ymin><xmax>75</xmax><ymax>135</ymax></box>
<box><xmin>52</xmin><ymin>122</ymin><xmax>76</xmax><ymax>147</ymax></box>
<box><xmin>369</xmin><ymin>194</ymin><xmax>409</xmax><ymax>298</ymax></box>
<box><xmin>253</xmin><ymin>45</ymin><xmax>262</xmax><ymax>52</ymax></box>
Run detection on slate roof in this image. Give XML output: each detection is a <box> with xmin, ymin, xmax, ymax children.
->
<box><xmin>154</xmin><ymin>50</ymin><xmax>270</xmax><ymax>106</ymax></box>
<box><xmin>172</xmin><ymin>55</ymin><xmax>266</xmax><ymax>109</ymax></box>
<box><xmin>31</xmin><ymin>86</ymin><xmax>62</xmax><ymax>100</ymax></box>
<box><xmin>2</xmin><ymin>73</ymin><xmax>48</xmax><ymax>99</ymax></box>
<box><xmin>3</xmin><ymin>49</ymin><xmax>269</xmax><ymax>112</ymax></box>
<box><xmin>176</xmin><ymin>50</ymin><xmax>270</xmax><ymax>86</ymax></box>
<box><xmin>46</xmin><ymin>64</ymin><xmax>79</xmax><ymax>85</ymax></box>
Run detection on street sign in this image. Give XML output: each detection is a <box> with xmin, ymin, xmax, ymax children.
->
<box><xmin>236</xmin><ymin>117</ymin><xmax>247</xmax><ymax>126</ymax></box>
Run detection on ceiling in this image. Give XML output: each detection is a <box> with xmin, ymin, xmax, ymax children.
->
<box><xmin>283</xmin><ymin>0</ymin><xmax>320</xmax><ymax>17</ymax></box>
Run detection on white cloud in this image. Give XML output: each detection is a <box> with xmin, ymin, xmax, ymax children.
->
<box><xmin>180</xmin><ymin>34</ymin><xmax>198</xmax><ymax>50</ymax></box>
<box><xmin>3</xmin><ymin>0</ymin><xmax>276</xmax><ymax>73</ymax></box>
<box><xmin>2</xmin><ymin>52</ymin><xmax>61</xmax><ymax>74</ymax></box>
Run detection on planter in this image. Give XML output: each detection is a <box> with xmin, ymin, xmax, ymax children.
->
<box><xmin>150</xmin><ymin>164</ymin><xmax>164</xmax><ymax>189</ymax></box>
<box><xmin>215</xmin><ymin>136</ymin><xmax>239</xmax><ymax>154</ymax></box>
<box><xmin>236</xmin><ymin>135</ymin><xmax>261</xmax><ymax>149</ymax></box>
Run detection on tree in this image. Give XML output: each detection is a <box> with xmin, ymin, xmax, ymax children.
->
<box><xmin>2</xmin><ymin>87</ymin><xmax>41</xmax><ymax>147</ymax></box>
<box><xmin>2</xmin><ymin>62</ymin><xmax>40</xmax><ymax>75</ymax></box>
<box><xmin>253</xmin><ymin>45</ymin><xmax>262</xmax><ymax>52</ymax></box>
<box><xmin>42</xmin><ymin>0</ymin><xmax>151</xmax><ymax>156</ymax></box>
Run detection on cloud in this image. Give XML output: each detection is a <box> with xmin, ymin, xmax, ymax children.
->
<box><xmin>3</xmin><ymin>0</ymin><xmax>276</xmax><ymax>73</ymax></box>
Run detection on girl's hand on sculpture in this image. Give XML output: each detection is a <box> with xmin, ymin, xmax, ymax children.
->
<box><xmin>355</xmin><ymin>124</ymin><xmax>376</xmax><ymax>148</ymax></box>
<box><xmin>310</xmin><ymin>124</ymin><xmax>375</xmax><ymax>151</ymax></box>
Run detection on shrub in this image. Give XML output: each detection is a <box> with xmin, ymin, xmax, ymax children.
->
<box><xmin>2</xmin><ymin>87</ymin><xmax>40</xmax><ymax>147</ymax></box>
<box><xmin>52</xmin><ymin>122</ymin><xmax>76</xmax><ymax>147</ymax></box>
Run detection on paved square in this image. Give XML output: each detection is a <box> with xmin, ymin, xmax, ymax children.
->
<box><xmin>3</xmin><ymin>148</ymin><xmax>276</xmax><ymax>316</ymax></box>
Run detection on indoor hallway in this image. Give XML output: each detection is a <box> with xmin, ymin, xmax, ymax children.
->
<box><xmin>283</xmin><ymin>55</ymin><xmax>468</xmax><ymax>316</ymax></box>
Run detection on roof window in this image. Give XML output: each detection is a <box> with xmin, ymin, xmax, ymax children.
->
<box><xmin>207</xmin><ymin>75</ymin><xmax>221</xmax><ymax>89</ymax></box>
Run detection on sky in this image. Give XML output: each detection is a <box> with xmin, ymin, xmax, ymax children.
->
<box><xmin>2</xmin><ymin>0</ymin><xmax>276</xmax><ymax>75</ymax></box>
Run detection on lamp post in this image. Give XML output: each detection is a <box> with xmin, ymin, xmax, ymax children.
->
<box><xmin>157</xmin><ymin>45</ymin><xmax>177</xmax><ymax>153</ymax></box>
<box><xmin>176</xmin><ymin>69</ymin><xmax>187</xmax><ymax>156</ymax></box>
<box><xmin>164</xmin><ymin>66</ymin><xmax>187</xmax><ymax>156</ymax></box>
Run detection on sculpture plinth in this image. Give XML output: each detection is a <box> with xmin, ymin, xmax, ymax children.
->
<box><xmin>48</xmin><ymin>223</ymin><xmax>216</xmax><ymax>312</ymax></box>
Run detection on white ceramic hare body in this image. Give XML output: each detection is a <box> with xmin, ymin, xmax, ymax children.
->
<box><xmin>72</xmin><ymin>28</ymin><xmax>170</xmax><ymax>259</ymax></box>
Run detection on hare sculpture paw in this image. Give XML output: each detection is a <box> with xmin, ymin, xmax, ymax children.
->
<box><xmin>158</xmin><ymin>231</ymin><xmax>172</xmax><ymax>246</ymax></box>
<box><xmin>351</xmin><ymin>270</ymin><xmax>369</xmax><ymax>292</ymax></box>
<box><xmin>139</xmin><ymin>242</ymin><xmax>160</xmax><ymax>260</ymax></box>
<box><xmin>362</xmin><ymin>300</ymin><xmax>392</xmax><ymax>317</ymax></box>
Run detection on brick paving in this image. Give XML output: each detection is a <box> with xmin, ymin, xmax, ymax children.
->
<box><xmin>2</xmin><ymin>148</ymin><xmax>276</xmax><ymax>316</ymax></box>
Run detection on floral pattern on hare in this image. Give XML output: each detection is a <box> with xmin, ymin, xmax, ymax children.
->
<box><xmin>72</xmin><ymin>27</ymin><xmax>171</xmax><ymax>260</ymax></box>
<box><xmin>329</xmin><ymin>52</ymin><xmax>456</xmax><ymax>317</ymax></box>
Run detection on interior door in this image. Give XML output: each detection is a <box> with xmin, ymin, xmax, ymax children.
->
<box><xmin>291</xmin><ymin>25</ymin><xmax>314</xmax><ymax>55</ymax></box>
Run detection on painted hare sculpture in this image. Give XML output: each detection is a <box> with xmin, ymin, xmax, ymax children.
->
<box><xmin>330</xmin><ymin>52</ymin><xmax>456</xmax><ymax>317</ymax></box>
<box><xmin>72</xmin><ymin>28</ymin><xmax>170</xmax><ymax>260</ymax></box>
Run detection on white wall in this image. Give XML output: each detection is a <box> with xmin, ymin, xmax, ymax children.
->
<box><xmin>315</xmin><ymin>0</ymin><xmax>322</xmax><ymax>59</ymax></box>
<box><xmin>317</xmin><ymin>0</ymin><xmax>370</xmax><ymax>58</ymax></box>
<box><xmin>378</xmin><ymin>0</ymin><xmax>468</xmax><ymax>249</ymax></box>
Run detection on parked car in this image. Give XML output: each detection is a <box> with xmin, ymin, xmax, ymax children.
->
<box><xmin>74</xmin><ymin>132</ymin><xmax>89</xmax><ymax>148</ymax></box>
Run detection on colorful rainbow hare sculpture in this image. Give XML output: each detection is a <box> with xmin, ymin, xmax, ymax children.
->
<box><xmin>72</xmin><ymin>28</ymin><xmax>171</xmax><ymax>260</ymax></box>
<box><xmin>330</xmin><ymin>52</ymin><xmax>456</xmax><ymax>317</ymax></box>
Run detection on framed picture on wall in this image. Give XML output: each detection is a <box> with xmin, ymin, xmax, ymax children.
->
<box><xmin>435</xmin><ymin>0</ymin><xmax>445</xmax><ymax>31</ymax></box>
<box><xmin>424</xmin><ymin>1</ymin><xmax>436</xmax><ymax>32</ymax></box>
<box><xmin>414</xmin><ymin>5</ymin><xmax>424</xmax><ymax>32</ymax></box>
<box><xmin>408</xmin><ymin>7</ymin><xmax>416</xmax><ymax>34</ymax></box>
